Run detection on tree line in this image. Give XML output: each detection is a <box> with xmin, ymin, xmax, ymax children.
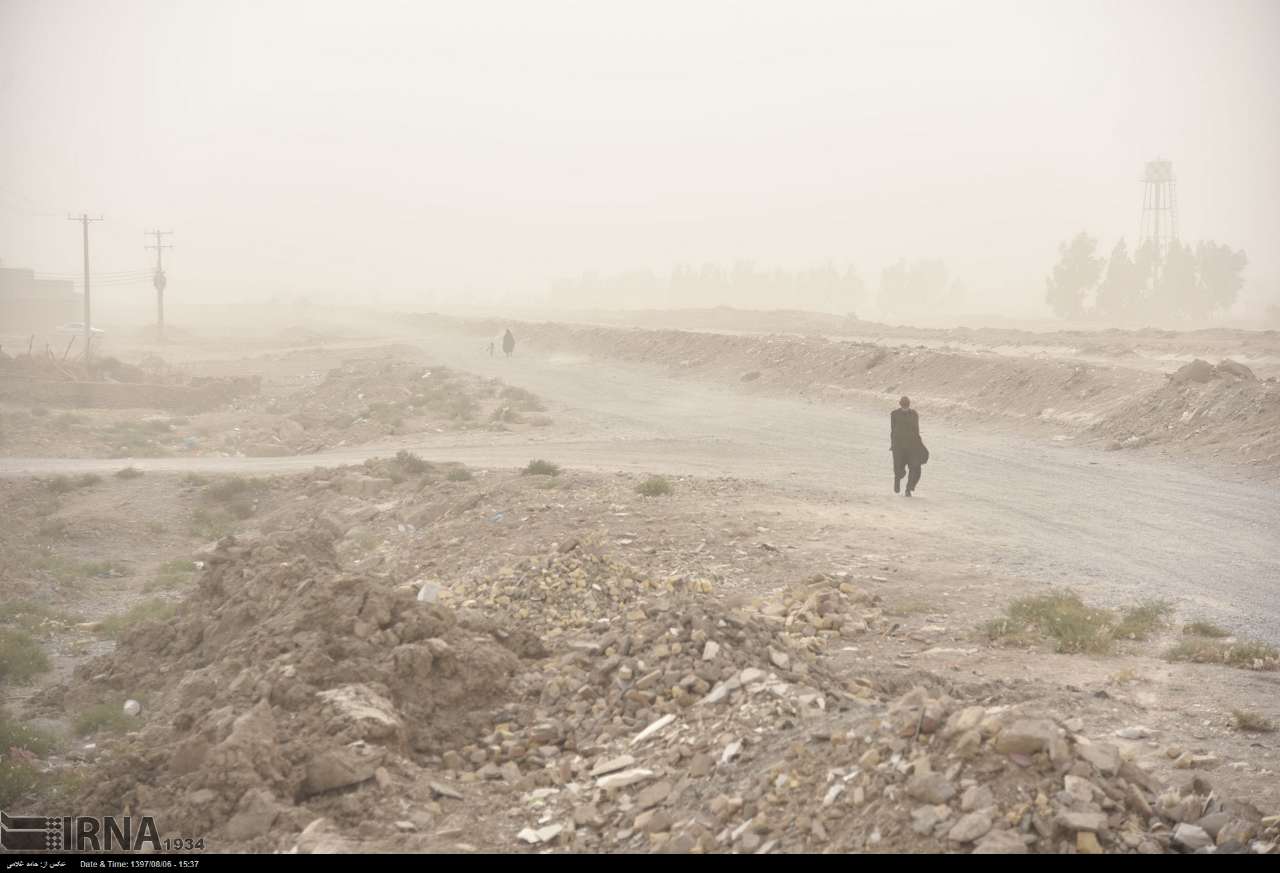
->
<box><xmin>1046</xmin><ymin>233</ymin><xmax>1247</xmax><ymax>323</ymax></box>
<box><xmin>550</xmin><ymin>258</ymin><xmax>968</xmax><ymax>317</ymax></box>
<box><xmin>550</xmin><ymin>261</ymin><xmax>868</xmax><ymax>312</ymax></box>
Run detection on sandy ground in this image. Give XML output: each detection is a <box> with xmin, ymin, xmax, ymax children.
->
<box><xmin>5</xmin><ymin>320</ymin><xmax>1277</xmax><ymax>644</ymax></box>
<box><xmin>2</xmin><ymin>310</ymin><xmax>1278</xmax><ymax>852</ymax></box>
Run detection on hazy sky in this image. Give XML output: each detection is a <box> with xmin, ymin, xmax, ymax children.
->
<box><xmin>2</xmin><ymin>0</ymin><xmax>1278</xmax><ymax>316</ymax></box>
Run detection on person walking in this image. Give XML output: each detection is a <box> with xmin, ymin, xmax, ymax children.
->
<box><xmin>502</xmin><ymin>329</ymin><xmax>515</xmax><ymax>358</ymax></box>
<box><xmin>890</xmin><ymin>396</ymin><xmax>928</xmax><ymax>497</ymax></box>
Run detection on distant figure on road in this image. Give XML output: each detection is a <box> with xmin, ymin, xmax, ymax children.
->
<box><xmin>487</xmin><ymin>340</ymin><xmax>495</xmax><ymax>357</ymax></box>
<box><xmin>502</xmin><ymin>329</ymin><xmax>515</xmax><ymax>358</ymax></box>
<box><xmin>890</xmin><ymin>396</ymin><xmax>928</xmax><ymax>497</ymax></box>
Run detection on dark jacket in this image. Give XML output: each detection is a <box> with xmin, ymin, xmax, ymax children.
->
<box><xmin>891</xmin><ymin>407</ymin><xmax>926</xmax><ymax>460</ymax></box>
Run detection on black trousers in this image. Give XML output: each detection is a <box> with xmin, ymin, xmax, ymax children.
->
<box><xmin>893</xmin><ymin>448</ymin><xmax>922</xmax><ymax>492</ymax></box>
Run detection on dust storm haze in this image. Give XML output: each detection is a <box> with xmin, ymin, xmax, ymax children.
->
<box><xmin>5</xmin><ymin>2</ymin><xmax>1280</xmax><ymax>859</ymax></box>
<box><xmin>2</xmin><ymin>0</ymin><xmax>1278</xmax><ymax>324</ymax></box>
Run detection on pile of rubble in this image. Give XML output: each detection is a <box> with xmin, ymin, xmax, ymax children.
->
<box><xmin>1094</xmin><ymin>359</ymin><xmax>1280</xmax><ymax>470</ymax></box>
<box><xmin>499</xmin><ymin>684</ymin><xmax>1279</xmax><ymax>854</ymax></box>
<box><xmin>60</xmin><ymin>523</ymin><xmax>523</xmax><ymax>842</ymax></box>
<box><xmin>208</xmin><ymin>358</ymin><xmax>549</xmax><ymax>456</ymax></box>
<box><xmin>53</xmin><ymin>518</ymin><xmax>1278</xmax><ymax>853</ymax></box>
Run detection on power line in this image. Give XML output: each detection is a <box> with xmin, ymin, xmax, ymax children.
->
<box><xmin>146</xmin><ymin>229</ymin><xmax>174</xmax><ymax>341</ymax></box>
<box><xmin>66</xmin><ymin>214</ymin><xmax>104</xmax><ymax>362</ymax></box>
<box><xmin>35</xmin><ymin>269</ymin><xmax>152</xmax><ymax>279</ymax></box>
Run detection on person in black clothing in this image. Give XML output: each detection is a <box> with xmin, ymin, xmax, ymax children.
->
<box><xmin>502</xmin><ymin>329</ymin><xmax>516</xmax><ymax>358</ymax></box>
<box><xmin>890</xmin><ymin>396</ymin><xmax>927</xmax><ymax>496</ymax></box>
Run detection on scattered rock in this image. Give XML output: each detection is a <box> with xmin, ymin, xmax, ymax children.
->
<box><xmin>972</xmin><ymin>829</ymin><xmax>1027</xmax><ymax>854</ymax></box>
<box><xmin>1173</xmin><ymin>823</ymin><xmax>1213</xmax><ymax>852</ymax></box>
<box><xmin>1058</xmin><ymin>811</ymin><xmax>1108</xmax><ymax>834</ymax></box>
<box><xmin>591</xmin><ymin>755</ymin><xmax>636</xmax><ymax>777</ymax></box>
<box><xmin>961</xmin><ymin>785</ymin><xmax>994</xmax><ymax>812</ymax></box>
<box><xmin>907</xmin><ymin>772</ymin><xmax>956</xmax><ymax>805</ymax></box>
<box><xmin>1171</xmin><ymin>359</ymin><xmax>1215</xmax><ymax>384</ymax></box>
<box><xmin>948</xmin><ymin>812</ymin><xmax>993</xmax><ymax>843</ymax></box>
<box><xmin>299</xmin><ymin>748</ymin><xmax>379</xmax><ymax>799</ymax></box>
<box><xmin>597</xmin><ymin>769</ymin><xmax>655</xmax><ymax>791</ymax></box>
<box><xmin>1077</xmin><ymin>831</ymin><xmax>1103</xmax><ymax>854</ymax></box>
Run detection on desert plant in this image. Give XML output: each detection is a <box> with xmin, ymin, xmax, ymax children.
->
<box><xmin>0</xmin><ymin>709</ymin><xmax>57</xmax><ymax>806</ymax></box>
<box><xmin>46</xmin><ymin>472</ymin><xmax>103</xmax><ymax>492</ymax></box>
<box><xmin>636</xmin><ymin>476</ymin><xmax>673</xmax><ymax>497</ymax></box>
<box><xmin>1232</xmin><ymin>710</ymin><xmax>1276</xmax><ymax>733</ymax></box>
<box><xmin>1114</xmin><ymin>599</ymin><xmax>1173</xmax><ymax>640</ymax></box>
<box><xmin>499</xmin><ymin>385</ymin><xmax>545</xmax><ymax>412</ymax></box>
<box><xmin>394</xmin><ymin>450</ymin><xmax>432</xmax><ymax>475</ymax></box>
<box><xmin>96</xmin><ymin>599</ymin><xmax>177</xmax><ymax>640</ymax></box>
<box><xmin>73</xmin><ymin>703</ymin><xmax>133</xmax><ymax>737</ymax></box>
<box><xmin>984</xmin><ymin>589</ymin><xmax>1116</xmax><ymax>655</ymax></box>
<box><xmin>1183</xmin><ymin>620</ymin><xmax>1230</xmax><ymax>638</ymax></box>
<box><xmin>523</xmin><ymin>459</ymin><xmax>560</xmax><ymax>477</ymax></box>
<box><xmin>0</xmin><ymin>629</ymin><xmax>51</xmax><ymax>683</ymax></box>
<box><xmin>1165</xmin><ymin>637</ymin><xmax>1279</xmax><ymax>670</ymax></box>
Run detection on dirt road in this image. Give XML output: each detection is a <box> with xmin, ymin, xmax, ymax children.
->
<box><xmin>3</xmin><ymin>327</ymin><xmax>1278</xmax><ymax>644</ymax></box>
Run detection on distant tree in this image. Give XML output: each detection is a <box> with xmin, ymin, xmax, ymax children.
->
<box><xmin>1095</xmin><ymin>239</ymin><xmax>1141</xmax><ymax>320</ymax></box>
<box><xmin>879</xmin><ymin>258</ymin><xmax>948</xmax><ymax>316</ymax></box>
<box><xmin>1194</xmin><ymin>241</ymin><xmax>1248</xmax><ymax>316</ymax></box>
<box><xmin>841</xmin><ymin>265</ymin><xmax>867</xmax><ymax>312</ymax></box>
<box><xmin>1154</xmin><ymin>241</ymin><xmax>1200</xmax><ymax>320</ymax></box>
<box><xmin>1044</xmin><ymin>231</ymin><xmax>1247</xmax><ymax>324</ymax></box>
<box><xmin>1045</xmin><ymin>233</ymin><xmax>1103</xmax><ymax>320</ymax></box>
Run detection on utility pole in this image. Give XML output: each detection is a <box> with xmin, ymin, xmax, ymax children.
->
<box><xmin>146</xmin><ymin>230</ymin><xmax>173</xmax><ymax>341</ymax></box>
<box><xmin>67</xmin><ymin>214</ymin><xmax>103</xmax><ymax>361</ymax></box>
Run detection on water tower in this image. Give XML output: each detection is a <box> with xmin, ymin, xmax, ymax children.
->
<box><xmin>1139</xmin><ymin>159</ymin><xmax>1179</xmax><ymax>258</ymax></box>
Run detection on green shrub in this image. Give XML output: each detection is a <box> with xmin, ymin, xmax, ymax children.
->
<box><xmin>1165</xmin><ymin>637</ymin><xmax>1279</xmax><ymax>670</ymax></box>
<box><xmin>73</xmin><ymin>703</ymin><xmax>132</xmax><ymax>737</ymax></box>
<box><xmin>984</xmin><ymin>590</ymin><xmax>1116</xmax><ymax>655</ymax></box>
<box><xmin>96</xmin><ymin>599</ymin><xmax>176</xmax><ymax>640</ymax></box>
<box><xmin>1115</xmin><ymin>599</ymin><xmax>1173</xmax><ymax>640</ymax></box>
<box><xmin>500</xmin><ymin>385</ymin><xmax>545</xmax><ymax>412</ymax></box>
<box><xmin>1183</xmin><ymin>621</ymin><xmax>1230</xmax><ymax>638</ymax></box>
<box><xmin>522</xmin><ymin>459</ymin><xmax>560</xmax><ymax>477</ymax></box>
<box><xmin>0</xmin><ymin>629</ymin><xmax>51</xmax><ymax>683</ymax></box>
<box><xmin>1233</xmin><ymin>710</ymin><xmax>1276</xmax><ymax>733</ymax></box>
<box><xmin>0</xmin><ymin>709</ymin><xmax>57</xmax><ymax>807</ymax></box>
<box><xmin>394</xmin><ymin>450</ymin><xmax>432</xmax><ymax>475</ymax></box>
<box><xmin>204</xmin><ymin>476</ymin><xmax>262</xmax><ymax>502</ymax></box>
<box><xmin>636</xmin><ymin>476</ymin><xmax>673</xmax><ymax>497</ymax></box>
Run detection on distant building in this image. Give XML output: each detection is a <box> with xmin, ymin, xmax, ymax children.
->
<box><xmin>0</xmin><ymin>265</ymin><xmax>81</xmax><ymax>334</ymax></box>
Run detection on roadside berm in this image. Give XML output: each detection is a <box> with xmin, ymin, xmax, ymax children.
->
<box><xmin>0</xmin><ymin>348</ymin><xmax>258</xmax><ymax>413</ymax></box>
<box><xmin>416</xmin><ymin>315</ymin><xmax>1280</xmax><ymax>476</ymax></box>
<box><xmin>1092</xmin><ymin>358</ymin><xmax>1280</xmax><ymax>467</ymax></box>
<box><xmin>54</xmin><ymin>515</ymin><xmax>1278</xmax><ymax>853</ymax></box>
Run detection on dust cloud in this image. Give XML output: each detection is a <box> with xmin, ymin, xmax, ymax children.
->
<box><xmin>2</xmin><ymin>0</ymin><xmax>1279</xmax><ymax>859</ymax></box>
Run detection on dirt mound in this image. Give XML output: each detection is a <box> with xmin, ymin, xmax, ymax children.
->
<box><xmin>53</xmin><ymin>507</ymin><xmax>1278</xmax><ymax>852</ymax></box>
<box><xmin>0</xmin><ymin>352</ymin><xmax>157</xmax><ymax>384</ymax></box>
<box><xmin>1094</xmin><ymin>359</ymin><xmax>1280</xmax><ymax>467</ymax></box>
<box><xmin>204</xmin><ymin>356</ymin><xmax>549</xmax><ymax>457</ymax></box>
<box><xmin>31</xmin><ymin>461</ymin><xmax>1273</xmax><ymax>853</ymax></box>
<box><xmin>0</xmin><ymin>350</ymin><xmax>260</xmax><ymax>416</ymax></box>
<box><xmin>63</xmin><ymin>523</ymin><xmax>521</xmax><ymax>842</ymax></box>
<box><xmin>421</xmin><ymin>315</ymin><xmax>1156</xmax><ymax>430</ymax></box>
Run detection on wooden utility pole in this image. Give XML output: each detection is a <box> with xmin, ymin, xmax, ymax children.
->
<box><xmin>67</xmin><ymin>214</ymin><xmax>103</xmax><ymax>361</ymax></box>
<box><xmin>146</xmin><ymin>230</ymin><xmax>173</xmax><ymax>341</ymax></box>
